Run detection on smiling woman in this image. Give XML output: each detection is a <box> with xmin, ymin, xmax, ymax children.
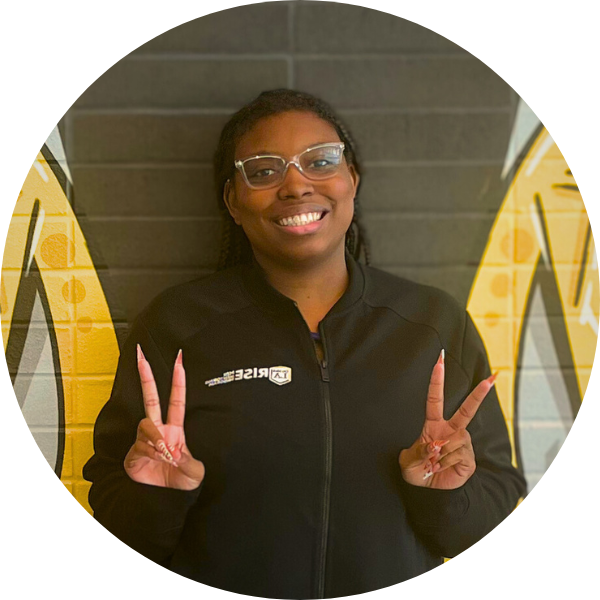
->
<box><xmin>214</xmin><ymin>90</ymin><xmax>369</xmax><ymax>272</ymax></box>
<box><xmin>83</xmin><ymin>89</ymin><xmax>526</xmax><ymax>598</ymax></box>
<box><xmin>224</xmin><ymin>111</ymin><xmax>358</xmax><ymax>273</ymax></box>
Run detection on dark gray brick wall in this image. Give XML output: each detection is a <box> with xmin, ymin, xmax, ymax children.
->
<box><xmin>294</xmin><ymin>58</ymin><xmax>510</xmax><ymax>109</ymax></box>
<box><xmin>60</xmin><ymin>1</ymin><xmax>518</xmax><ymax>325</ymax></box>
<box><xmin>131</xmin><ymin>3</ymin><xmax>290</xmax><ymax>54</ymax></box>
<box><xmin>72</xmin><ymin>59</ymin><xmax>289</xmax><ymax>109</ymax></box>
<box><xmin>294</xmin><ymin>3</ymin><xmax>466</xmax><ymax>54</ymax></box>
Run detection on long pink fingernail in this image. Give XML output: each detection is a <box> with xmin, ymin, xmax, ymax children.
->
<box><xmin>156</xmin><ymin>440</ymin><xmax>174</xmax><ymax>462</ymax></box>
<box><xmin>428</xmin><ymin>440</ymin><xmax>449</xmax><ymax>453</ymax></box>
<box><xmin>423</xmin><ymin>460</ymin><xmax>434</xmax><ymax>480</ymax></box>
<box><xmin>137</xmin><ymin>344</ymin><xmax>145</xmax><ymax>362</ymax></box>
<box><xmin>158</xmin><ymin>453</ymin><xmax>178</xmax><ymax>468</ymax></box>
<box><xmin>489</xmin><ymin>372</ymin><xmax>499</xmax><ymax>386</ymax></box>
<box><xmin>437</xmin><ymin>349</ymin><xmax>445</xmax><ymax>365</ymax></box>
<box><xmin>176</xmin><ymin>349</ymin><xmax>183</xmax><ymax>365</ymax></box>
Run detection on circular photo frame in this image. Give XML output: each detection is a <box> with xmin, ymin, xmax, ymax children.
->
<box><xmin>2</xmin><ymin>1</ymin><xmax>598</xmax><ymax>598</ymax></box>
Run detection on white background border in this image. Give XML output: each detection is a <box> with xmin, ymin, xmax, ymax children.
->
<box><xmin>1</xmin><ymin>1</ymin><xmax>598</xmax><ymax>597</ymax></box>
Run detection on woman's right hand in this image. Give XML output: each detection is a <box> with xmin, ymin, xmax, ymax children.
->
<box><xmin>124</xmin><ymin>345</ymin><xmax>205</xmax><ymax>491</ymax></box>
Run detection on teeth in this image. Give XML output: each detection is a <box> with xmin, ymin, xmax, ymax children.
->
<box><xmin>278</xmin><ymin>212</ymin><xmax>323</xmax><ymax>227</ymax></box>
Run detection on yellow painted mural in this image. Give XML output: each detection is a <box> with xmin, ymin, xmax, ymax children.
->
<box><xmin>1</xmin><ymin>136</ymin><xmax>119</xmax><ymax>512</ymax></box>
<box><xmin>468</xmin><ymin>118</ymin><xmax>598</xmax><ymax>486</ymax></box>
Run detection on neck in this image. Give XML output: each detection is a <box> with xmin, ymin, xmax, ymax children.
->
<box><xmin>254</xmin><ymin>248</ymin><xmax>349</xmax><ymax>331</ymax></box>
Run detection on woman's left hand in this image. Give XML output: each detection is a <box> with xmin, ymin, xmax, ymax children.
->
<box><xmin>399</xmin><ymin>351</ymin><xmax>497</xmax><ymax>490</ymax></box>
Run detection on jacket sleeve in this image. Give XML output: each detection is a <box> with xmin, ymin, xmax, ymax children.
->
<box><xmin>82</xmin><ymin>317</ymin><xmax>201</xmax><ymax>566</ymax></box>
<box><xmin>398</xmin><ymin>312</ymin><xmax>527</xmax><ymax>558</ymax></box>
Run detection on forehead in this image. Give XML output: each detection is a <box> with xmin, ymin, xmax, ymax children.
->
<box><xmin>235</xmin><ymin>111</ymin><xmax>341</xmax><ymax>158</ymax></box>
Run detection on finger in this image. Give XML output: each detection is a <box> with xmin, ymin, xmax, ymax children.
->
<box><xmin>438</xmin><ymin>430</ymin><xmax>472</xmax><ymax>458</ymax></box>
<box><xmin>425</xmin><ymin>350</ymin><xmax>445</xmax><ymax>423</ymax></box>
<box><xmin>137</xmin><ymin>417</ymin><xmax>164</xmax><ymax>444</ymax></box>
<box><xmin>436</xmin><ymin>446</ymin><xmax>474</xmax><ymax>473</ymax></box>
<box><xmin>124</xmin><ymin>440</ymin><xmax>172</xmax><ymax>474</ymax></box>
<box><xmin>137</xmin><ymin>345</ymin><xmax>163</xmax><ymax>426</ymax></box>
<box><xmin>130</xmin><ymin>440</ymin><xmax>166</xmax><ymax>462</ymax></box>
<box><xmin>167</xmin><ymin>349</ymin><xmax>186</xmax><ymax>427</ymax></box>
<box><xmin>427</xmin><ymin>439</ymin><xmax>450</xmax><ymax>454</ymax></box>
<box><xmin>136</xmin><ymin>418</ymin><xmax>176</xmax><ymax>464</ymax></box>
<box><xmin>399</xmin><ymin>441</ymin><xmax>432</xmax><ymax>471</ymax></box>
<box><xmin>136</xmin><ymin>432</ymin><xmax>177</xmax><ymax>457</ymax></box>
<box><xmin>448</xmin><ymin>372</ymin><xmax>498</xmax><ymax>431</ymax></box>
<box><xmin>135</xmin><ymin>425</ymin><xmax>176</xmax><ymax>451</ymax></box>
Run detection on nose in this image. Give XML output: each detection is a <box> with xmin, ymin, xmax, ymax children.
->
<box><xmin>277</xmin><ymin>161</ymin><xmax>315</xmax><ymax>200</ymax></box>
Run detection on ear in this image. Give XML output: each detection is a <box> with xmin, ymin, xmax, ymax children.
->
<box><xmin>348</xmin><ymin>164</ymin><xmax>360</xmax><ymax>195</ymax></box>
<box><xmin>223</xmin><ymin>180</ymin><xmax>241</xmax><ymax>225</ymax></box>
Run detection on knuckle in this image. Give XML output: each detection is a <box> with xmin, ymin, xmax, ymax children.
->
<box><xmin>144</xmin><ymin>395</ymin><xmax>160</xmax><ymax>406</ymax></box>
<box><xmin>458</xmin><ymin>404</ymin><xmax>471</xmax><ymax>419</ymax></box>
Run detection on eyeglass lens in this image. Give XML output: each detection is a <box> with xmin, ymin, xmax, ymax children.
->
<box><xmin>243</xmin><ymin>145</ymin><xmax>344</xmax><ymax>188</ymax></box>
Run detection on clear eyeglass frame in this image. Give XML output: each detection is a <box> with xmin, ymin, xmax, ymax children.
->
<box><xmin>233</xmin><ymin>142</ymin><xmax>346</xmax><ymax>190</ymax></box>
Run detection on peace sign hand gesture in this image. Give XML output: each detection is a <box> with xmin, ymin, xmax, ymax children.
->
<box><xmin>399</xmin><ymin>350</ymin><xmax>497</xmax><ymax>490</ymax></box>
<box><xmin>123</xmin><ymin>346</ymin><xmax>205</xmax><ymax>491</ymax></box>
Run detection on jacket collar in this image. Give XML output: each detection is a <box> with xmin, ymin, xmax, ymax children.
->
<box><xmin>240</xmin><ymin>252</ymin><xmax>365</xmax><ymax>317</ymax></box>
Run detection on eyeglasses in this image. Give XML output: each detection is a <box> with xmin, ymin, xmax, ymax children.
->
<box><xmin>234</xmin><ymin>142</ymin><xmax>346</xmax><ymax>190</ymax></box>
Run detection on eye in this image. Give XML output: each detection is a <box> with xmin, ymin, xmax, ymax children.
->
<box><xmin>304</xmin><ymin>154</ymin><xmax>341</xmax><ymax>175</ymax></box>
<box><xmin>254</xmin><ymin>168</ymin><xmax>277</xmax><ymax>178</ymax></box>
<box><xmin>309</xmin><ymin>158</ymin><xmax>333</xmax><ymax>169</ymax></box>
<box><xmin>243</xmin><ymin>158</ymin><xmax>282</xmax><ymax>182</ymax></box>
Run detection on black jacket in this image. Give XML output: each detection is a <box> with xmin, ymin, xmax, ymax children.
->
<box><xmin>83</xmin><ymin>256</ymin><xmax>525</xmax><ymax>598</ymax></box>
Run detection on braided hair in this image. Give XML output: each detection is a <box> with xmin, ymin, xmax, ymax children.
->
<box><xmin>213</xmin><ymin>89</ymin><xmax>371</xmax><ymax>270</ymax></box>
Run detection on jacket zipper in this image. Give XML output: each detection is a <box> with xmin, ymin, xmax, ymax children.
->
<box><xmin>292</xmin><ymin>302</ymin><xmax>332</xmax><ymax>599</ymax></box>
<box><xmin>316</xmin><ymin>322</ymin><xmax>332</xmax><ymax>599</ymax></box>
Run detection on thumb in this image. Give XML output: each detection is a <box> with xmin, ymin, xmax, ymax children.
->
<box><xmin>399</xmin><ymin>439</ymin><xmax>430</xmax><ymax>469</ymax></box>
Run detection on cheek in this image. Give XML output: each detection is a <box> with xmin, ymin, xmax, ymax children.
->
<box><xmin>232</xmin><ymin>191</ymin><xmax>270</xmax><ymax>224</ymax></box>
<box><xmin>331</xmin><ymin>179</ymin><xmax>356</xmax><ymax>220</ymax></box>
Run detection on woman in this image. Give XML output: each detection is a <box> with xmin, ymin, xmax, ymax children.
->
<box><xmin>84</xmin><ymin>89</ymin><xmax>526</xmax><ymax>598</ymax></box>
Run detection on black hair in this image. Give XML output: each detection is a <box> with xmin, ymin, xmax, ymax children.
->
<box><xmin>213</xmin><ymin>89</ymin><xmax>370</xmax><ymax>270</ymax></box>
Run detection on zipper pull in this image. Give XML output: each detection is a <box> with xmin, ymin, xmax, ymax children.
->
<box><xmin>320</xmin><ymin>359</ymin><xmax>330</xmax><ymax>382</ymax></box>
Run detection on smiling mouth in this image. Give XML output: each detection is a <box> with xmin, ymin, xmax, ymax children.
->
<box><xmin>277</xmin><ymin>212</ymin><xmax>325</xmax><ymax>227</ymax></box>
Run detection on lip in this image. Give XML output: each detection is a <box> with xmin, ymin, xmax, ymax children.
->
<box><xmin>273</xmin><ymin>211</ymin><xmax>329</xmax><ymax>235</ymax></box>
<box><xmin>272</xmin><ymin>203</ymin><xmax>331</xmax><ymax>221</ymax></box>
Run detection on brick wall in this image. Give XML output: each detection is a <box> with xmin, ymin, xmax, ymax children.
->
<box><xmin>60</xmin><ymin>1</ymin><xmax>516</xmax><ymax>325</ymax></box>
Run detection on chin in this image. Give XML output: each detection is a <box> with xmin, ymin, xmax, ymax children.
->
<box><xmin>272</xmin><ymin>241</ymin><xmax>346</xmax><ymax>268</ymax></box>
